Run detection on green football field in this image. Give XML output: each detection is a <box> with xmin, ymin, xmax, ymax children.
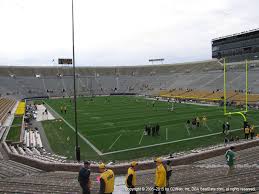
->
<box><xmin>41</xmin><ymin>96</ymin><xmax>259</xmax><ymax>162</ymax></box>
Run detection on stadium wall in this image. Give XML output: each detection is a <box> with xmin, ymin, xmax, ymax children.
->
<box><xmin>3</xmin><ymin>140</ymin><xmax>259</xmax><ymax>174</ymax></box>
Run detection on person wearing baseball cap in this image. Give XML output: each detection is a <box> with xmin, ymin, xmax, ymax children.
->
<box><xmin>99</xmin><ymin>163</ymin><xmax>115</xmax><ymax>194</ymax></box>
<box><xmin>125</xmin><ymin>161</ymin><xmax>138</xmax><ymax>194</ymax></box>
<box><xmin>78</xmin><ymin>161</ymin><xmax>91</xmax><ymax>194</ymax></box>
<box><xmin>154</xmin><ymin>158</ymin><xmax>166</xmax><ymax>194</ymax></box>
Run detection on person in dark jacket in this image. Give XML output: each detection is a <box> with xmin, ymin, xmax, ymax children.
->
<box><xmin>78</xmin><ymin>161</ymin><xmax>91</xmax><ymax>194</ymax></box>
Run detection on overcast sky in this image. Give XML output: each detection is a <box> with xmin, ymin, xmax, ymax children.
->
<box><xmin>0</xmin><ymin>0</ymin><xmax>258</xmax><ymax>66</ymax></box>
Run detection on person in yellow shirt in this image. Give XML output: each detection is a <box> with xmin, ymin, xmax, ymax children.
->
<box><xmin>125</xmin><ymin>161</ymin><xmax>138</xmax><ymax>194</ymax></box>
<box><xmin>244</xmin><ymin>126</ymin><xmax>250</xmax><ymax>139</ymax></box>
<box><xmin>202</xmin><ymin>116</ymin><xmax>207</xmax><ymax>126</ymax></box>
<box><xmin>154</xmin><ymin>158</ymin><xmax>166</xmax><ymax>194</ymax></box>
<box><xmin>99</xmin><ymin>163</ymin><xmax>115</xmax><ymax>194</ymax></box>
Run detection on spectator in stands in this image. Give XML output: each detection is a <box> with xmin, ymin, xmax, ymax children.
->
<box><xmin>225</xmin><ymin>146</ymin><xmax>236</xmax><ymax>176</ymax></box>
<box><xmin>99</xmin><ymin>163</ymin><xmax>114</xmax><ymax>194</ymax></box>
<box><xmin>154</xmin><ymin>158</ymin><xmax>166</xmax><ymax>194</ymax></box>
<box><xmin>78</xmin><ymin>161</ymin><xmax>91</xmax><ymax>194</ymax></box>
<box><xmin>126</xmin><ymin>161</ymin><xmax>138</xmax><ymax>194</ymax></box>
<box><xmin>250</xmin><ymin>125</ymin><xmax>255</xmax><ymax>139</ymax></box>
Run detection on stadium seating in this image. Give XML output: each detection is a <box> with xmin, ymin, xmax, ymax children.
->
<box><xmin>0</xmin><ymin>98</ymin><xmax>16</xmax><ymax>126</ymax></box>
<box><xmin>1</xmin><ymin>59</ymin><xmax>259</xmax><ymax>99</ymax></box>
<box><xmin>0</xmin><ymin>144</ymin><xmax>258</xmax><ymax>193</ymax></box>
<box><xmin>133</xmin><ymin>145</ymin><xmax>259</xmax><ymax>193</ymax></box>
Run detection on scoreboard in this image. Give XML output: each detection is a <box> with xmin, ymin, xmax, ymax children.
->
<box><xmin>58</xmin><ymin>58</ymin><xmax>72</xmax><ymax>64</ymax></box>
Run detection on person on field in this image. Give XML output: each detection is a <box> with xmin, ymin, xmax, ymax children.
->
<box><xmin>78</xmin><ymin>161</ymin><xmax>91</xmax><ymax>194</ymax></box>
<box><xmin>191</xmin><ymin>118</ymin><xmax>196</xmax><ymax>129</ymax></box>
<box><xmin>153</xmin><ymin>158</ymin><xmax>167</xmax><ymax>194</ymax></box>
<box><xmin>125</xmin><ymin>161</ymin><xmax>138</xmax><ymax>194</ymax></box>
<box><xmin>196</xmin><ymin>117</ymin><xmax>200</xmax><ymax>127</ymax></box>
<box><xmin>99</xmin><ymin>163</ymin><xmax>115</xmax><ymax>194</ymax></box>
<box><xmin>225</xmin><ymin>146</ymin><xmax>236</xmax><ymax>176</ymax></box>
<box><xmin>202</xmin><ymin>116</ymin><xmax>207</xmax><ymax>126</ymax></box>
<box><xmin>60</xmin><ymin>105</ymin><xmax>63</xmax><ymax>113</ymax></box>
<box><xmin>222</xmin><ymin>123</ymin><xmax>226</xmax><ymax>134</ymax></box>
<box><xmin>186</xmin><ymin>120</ymin><xmax>190</xmax><ymax>128</ymax></box>
<box><xmin>152</xmin><ymin>125</ymin><xmax>156</xmax><ymax>136</ymax></box>
<box><xmin>226</xmin><ymin>122</ymin><xmax>230</xmax><ymax>131</ymax></box>
<box><xmin>64</xmin><ymin>105</ymin><xmax>67</xmax><ymax>114</ymax></box>
<box><xmin>244</xmin><ymin>126</ymin><xmax>250</xmax><ymax>139</ymax></box>
<box><xmin>250</xmin><ymin>125</ymin><xmax>255</xmax><ymax>139</ymax></box>
<box><xmin>155</xmin><ymin>124</ymin><xmax>160</xmax><ymax>136</ymax></box>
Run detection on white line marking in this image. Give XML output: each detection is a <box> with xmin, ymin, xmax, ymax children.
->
<box><xmin>100</xmin><ymin>125</ymin><xmax>259</xmax><ymax>156</ymax></box>
<box><xmin>108</xmin><ymin>134</ymin><xmax>122</xmax><ymax>150</ymax></box>
<box><xmin>204</xmin><ymin>123</ymin><xmax>212</xmax><ymax>132</ymax></box>
<box><xmin>138</xmin><ymin>131</ymin><xmax>145</xmax><ymax>145</ymax></box>
<box><xmin>166</xmin><ymin>128</ymin><xmax>168</xmax><ymax>140</ymax></box>
<box><xmin>185</xmin><ymin>124</ymin><xmax>191</xmax><ymax>136</ymax></box>
<box><xmin>44</xmin><ymin>101</ymin><xmax>103</xmax><ymax>155</ymax></box>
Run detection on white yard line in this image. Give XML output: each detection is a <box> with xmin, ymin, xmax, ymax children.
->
<box><xmin>100</xmin><ymin>125</ymin><xmax>259</xmax><ymax>156</ymax></box>
<box><xmin>204</xmin><ymin>123</ymin><xmax>212</xmax><ymax>132</ymax></box>
<box><xmin>138</xmin><ymin>131</ymin><xmax>145</xmax><ymax>145</ymax></box>
<box><xmin>185</xmin><ymin>124</ymin><xmax>191</xmax><ymax>136</ymax></box>
<box><xmin>108</xmin><ymin>134</ymin><xmax>122</xmax><ymax>150</ymax></box>
<box><xmin>44</xmin><ymin>101</ymin><xmax>103</xmax><ymax>155</ymax></box>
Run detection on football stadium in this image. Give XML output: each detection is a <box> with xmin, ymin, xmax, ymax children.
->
<box><xmin>0</xmin><ymin>1</ymin><xmax>259</xmax><ymax>194</ymax></box>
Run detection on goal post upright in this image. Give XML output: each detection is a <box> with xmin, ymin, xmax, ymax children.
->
<box><xmin>245</xmin><ymin>59</ymin><xmax>248</xmax><ymax>112</ymax></box>
<box><xmin>223</xmin><ymin>58</ymin><xmax>227</xmax><ymax>115</ymax></box>
<box><xmin>223</xmin><ymin>58</ymin><xmax>248</xmax><ymax>122</ymax></box>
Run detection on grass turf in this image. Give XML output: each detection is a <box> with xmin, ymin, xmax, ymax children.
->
<box><xmin>6</xmin><ymin>116</ymin><xmax>23</xmax><ymax>142</ymax></box>
<box><xmin>6</xmin><ymin>126</ymin><xmax>21</xmax><ymax>142</ymax></box>
<box><xmin>41</xmin><ymin>96</ymin><xmax>259</xmax><ymax>162</ymax></box>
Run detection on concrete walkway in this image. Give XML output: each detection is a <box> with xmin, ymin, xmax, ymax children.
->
<box><xmin>36</xmin><ymin>104</ymin><xmax>55</xmax><ymax>122</ymax></box>
<box><xmin>32</xmin><ymin>120</ymin><xmax>53</xmax><ymax>153</ymax></box>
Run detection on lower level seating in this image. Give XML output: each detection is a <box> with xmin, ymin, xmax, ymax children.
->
<box><xmin>0</xmin><ymin>98</ymin><xmax>16</xmax><ymax>126</ymax></box>
<box><xmin>0</xmin><ymin>145</ymin><xmax>258</xmax><ymax>193</ymax></box>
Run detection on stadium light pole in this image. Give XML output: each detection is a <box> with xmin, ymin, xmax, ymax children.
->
<box><xmin>72</xmin><ymin>0</ymin><xmax>80</xmax><ymax>162</ymax></box>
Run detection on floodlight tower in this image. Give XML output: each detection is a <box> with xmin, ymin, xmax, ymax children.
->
<box><xmin>72</xmin><ymin>0</ymin><xmax>80</xmax><ymax>161</ymax></box>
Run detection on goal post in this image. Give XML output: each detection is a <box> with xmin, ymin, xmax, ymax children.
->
<box><xmin>223</xmin><ymin>58</ymin><xmax>248</xmax><ymax>122</ymax></box>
